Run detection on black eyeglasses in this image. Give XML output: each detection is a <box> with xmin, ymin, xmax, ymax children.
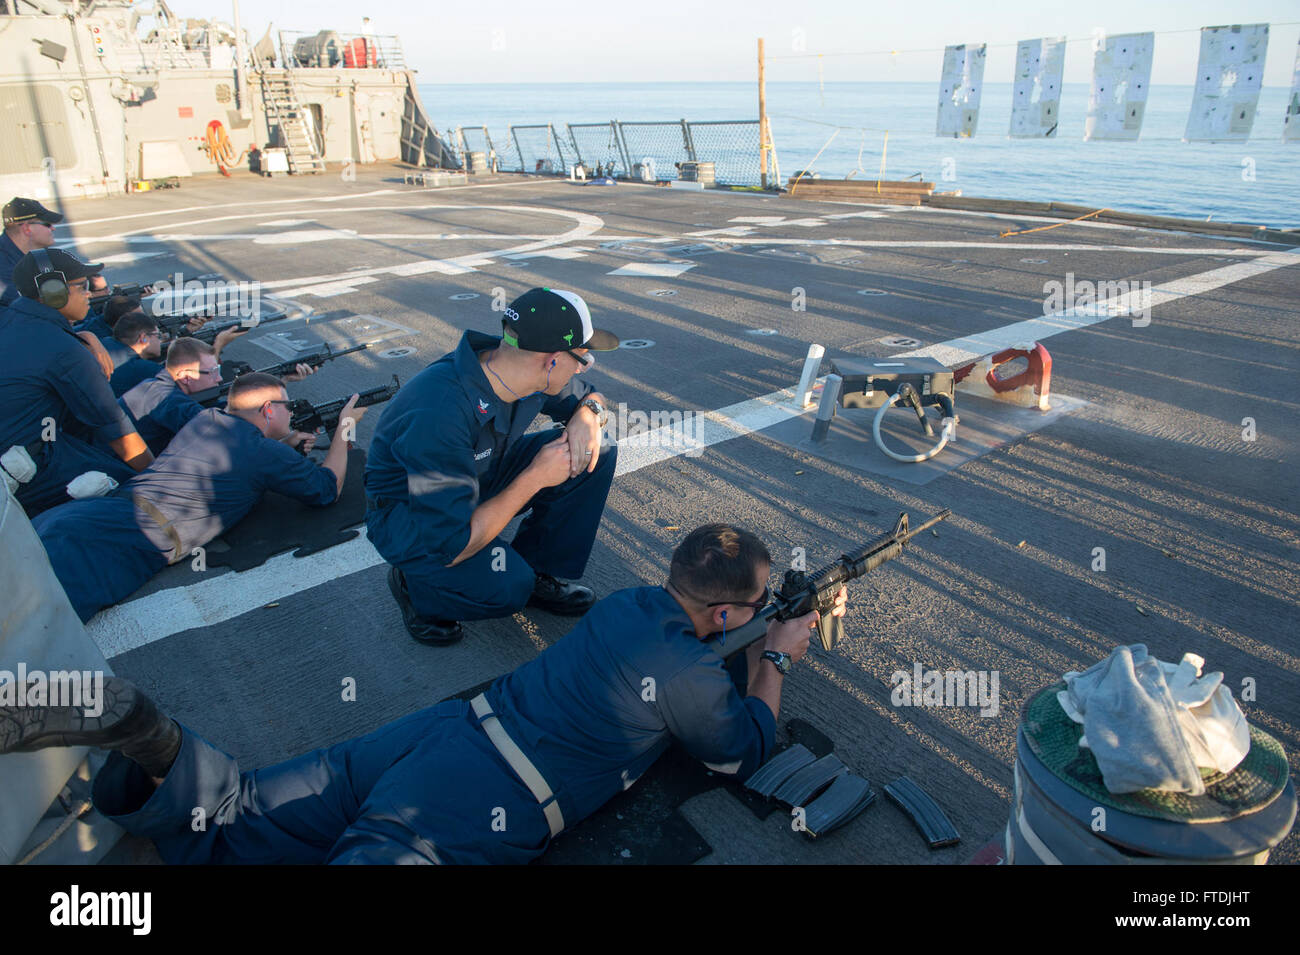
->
<box><xmin>706</xmin><ymin>584</ymin><xmax>771</xmax><ymax>610</ymax></box>
<box><xmin>565</xmin><ymin>349</ymin><xmax>594</xmax><ymax>368</ymax></box>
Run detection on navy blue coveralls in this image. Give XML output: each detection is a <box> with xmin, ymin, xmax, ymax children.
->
<box><xmin>0</xmin><ymin>297</ymin><xmax>139</xmax><ymax>515</ymax></box>
<box><xmin>99</xmin><ymin>336</ymin><xmax>138</xmax><ymax>372</ymax></box>
<box><xmin>91</xmin><ymin>587</ymin><xmax>775</xmax><ymax>864</ymax></box>
<box><xmin>73</xmin><ymin>312</ymin><xmax>114</xmax><ymax>340</ymax></box>
<box><xmin>0</xmin><ymin>233</ymin><xmax>25</xmax><ymax>309</ymax></box>
<box><xmin>364</xmin><ymin>330</ymin><xmax>616</xmax><ymax>621</ymax></box>
<box><xmin>110</xmin><ymin>356</ymin><xmax>164</xmax><ymax>397</ymax></box>
<box><xmin>33</xmin><ymin>407</ymin><xmax>339</xmax><ymax>621</ymax></box>
<box><xmin>117</xmin><ymin>368</ymin><xmax>204</xmax><ymax>455</ymax></box>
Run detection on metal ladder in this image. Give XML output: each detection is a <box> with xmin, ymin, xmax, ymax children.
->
<box><xmin>251</xmin><ymin>48</ymin><xmax>326</xmax><ymax>174</ymax></box>
<box><xmin>399</xmin><ymin>72</ymin><xmax>459</xmax><ymax>169</ymax></box>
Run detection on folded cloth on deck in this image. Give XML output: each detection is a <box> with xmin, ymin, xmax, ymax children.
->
<box><xmin>1057</xmin><ymin>644</ymin><xmax>1250</xmax><ymax>796</ymax></box>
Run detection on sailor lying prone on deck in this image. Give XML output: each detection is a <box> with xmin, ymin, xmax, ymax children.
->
<box><xmin>32</xmin><ymin>371</ymin><xmax>363</xmax><ymax>621</ymax></box>
<box><xmin>0</xmin><ymin>524</ymin><xmax>848</xmax><ymax>864</ymax></box>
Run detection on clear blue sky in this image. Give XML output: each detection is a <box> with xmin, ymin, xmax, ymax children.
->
<box><xmin>178</xmin><ymin>1</ymin><xmax>1300</xmax><ymax>85</ymax></box>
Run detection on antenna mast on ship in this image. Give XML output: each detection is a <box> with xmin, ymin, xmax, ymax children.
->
<box><xmin>230</xmin><ymin>0</ymin><xmax>251</xmax><ymax>121</ymax></box>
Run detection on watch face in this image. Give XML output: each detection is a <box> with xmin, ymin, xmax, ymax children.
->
<box><xmin>764</xmin><ymin>651</ymin><xmax>791</xmax><ymax>674</ymax></box>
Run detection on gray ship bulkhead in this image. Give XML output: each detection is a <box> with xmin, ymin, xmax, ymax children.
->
<box><xmin>1</xmin><ymin>2</ymin><xmax>438</xmax><ymax>198</ymax></box>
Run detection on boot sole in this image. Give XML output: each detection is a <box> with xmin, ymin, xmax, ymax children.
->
<box><xmin>0</xmin><ymin>676</ymin><xmax>140</xmax><ymax>754</ymax></box>
<box><xmin>388</xmin><ymin>566</ymin><xmax>464</xmax><ymax>645</ymax></box>
<box><xmin>526</xmin><ymin>595</ymin><xmax>596</xmax><ymax>617</ymax></box>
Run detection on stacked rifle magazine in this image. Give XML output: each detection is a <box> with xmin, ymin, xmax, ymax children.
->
<box><xmin>743</xmin><ymin>745</ymin><xmax>877</xmax><ymax>839</ymax></box>
<box><xmin>803</xmin><ymin>775</ymin><xmax>877</xmax><ymax>838</ymax></box>
<box><xmin>743</xmin><ymin>744</ymin><xmax>817</xmax><ymax>797</ymax></box>
<box><xmin>772</xmin><ymin>753</ymin><xmax>847</xmax><ymax>805</ymax></box>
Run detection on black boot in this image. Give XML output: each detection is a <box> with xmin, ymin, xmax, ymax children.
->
<box><xmin>387</xmin><ymin>565</ymin><xmax>464</xmax><ymax>645</ymax></box>
<box><xmin>0</xmin><ymin>676</ymin><xmax>182</xmax><ymax>778</ymax></box>
<box><xmin>527</xmin><ymin>573</ymin><xmax>596</xmax><ymax>616</ymax></box>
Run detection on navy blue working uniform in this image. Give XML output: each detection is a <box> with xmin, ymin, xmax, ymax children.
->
<box><xmin>365</xmin><ymin>330</ymin><xmax>616</xmax><ymax>620</ymax></box>
<box><xmin>0</xmin><ymin>232</ymin><xmax>23</xmax><ymax>309</ymax></box>
<box><xmin>89</xmin><ymin>586</ymin><xmax>774</xmax><ymax>863</ymax></box>
<box><xmin>118</xmin><ymin>368</ymin><xmax>204</xmax><ymax>455</ymax></box>
<box><xmin>0</xmin><ymin>296</ymin><xmax>139</xmax><ymax>515</ymax></box>
<box><xmin>33</xmin><ymin>407</ymin><xmax>338</xmax><ymax>621</ymax></box>
<box><xmin>110</xmin><ymin>355</ymin><xmax>165</xmax><ymax>397</ymax></box>
<box><xmin>100</xmin><ymin>335</ymin><xmax>137</xmax><ymax>372</ymax></box>
<box><xmin>73</xmin><ymin>311</ymin><xmax>114</xmax><ymax>340</ymax></box>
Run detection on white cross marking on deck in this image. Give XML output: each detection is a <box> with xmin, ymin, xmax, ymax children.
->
<box><xmin>86</xmin><ymin>249</ymin><xmax>1300</xmax><ymax>659</ymax></box>
<box><xmin>606</xmin><ymin>262</ymin><xmax>698</xmax><ymax>277</ymax></box>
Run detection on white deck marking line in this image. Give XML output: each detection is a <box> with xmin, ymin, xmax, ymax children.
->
<box><xmin>95</xmin><ymin>207</ymin><xmax>605</xmax><ymax>292</ymax></box>
<box><xmin>685</xmin><ymin>227</ymin><xmax>757</xmax><ymax>237</ymax></box>
<box><xmin>111</xmin><ymin>233</ymin><xmax>582</xmax><ymax>244</ymax></box>
<box><xmin>90</xmin><ymin>534</ymin><xmax>386</xmax><ymax>660</ymax></box>
<box><xmin>68</xmin><ymin>178</ymin><xmax>568</xmax><ymax>228</ymax></box>
<box><xmin>86</xmin><ymin>249</ymin><xmax>1299</xmax><ymax>658</ymax></box>
<box><xmin>720</xmin><ymin>239</ymin><xmax>1265</xmax><ymax>255</ymax></box>
<box><xmin>72</xmin><ymin>202</ymin><xmax>603</xmax><ymax>248</ymax></box>
<box><xmin>901</xmin><ymin>250</ymin><xmax>1300</xmax><ymax>367</ymax></box>
<box><xmin>277</xmin><ymin>276</ymin><xmax>381</xmax><ymax>298</ymax></box>
<box><xmin>69</xmin><ymin>189</ymin><xmax>401</xmax><ymax>227</ymax></box>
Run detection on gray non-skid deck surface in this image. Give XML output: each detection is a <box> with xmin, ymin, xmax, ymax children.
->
<box><xmin>73</xmin><ymin>168</ymin><xmax>1299</xmax><ymax>864</ymax></box>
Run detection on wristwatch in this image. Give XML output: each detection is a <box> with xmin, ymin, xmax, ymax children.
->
<box><xmin>761</xmin><ymin>650</ymin><xmax>792</xmax><ymax>675</ymax></box>
<box><xmin>580</xmin><ymin>397</ymin><xmax>609</xmax><ymax>427</ymax></box>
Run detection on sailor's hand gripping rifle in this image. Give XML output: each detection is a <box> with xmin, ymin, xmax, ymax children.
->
<box><xmin>719</xmin><ymin>509</ymin><xmax>951</xmax><ymax>660</ymax></box>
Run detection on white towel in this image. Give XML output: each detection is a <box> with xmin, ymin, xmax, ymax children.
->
<box><xmin>65</xmin><ymin>471</ymin><xmax>119</xmax><ymax>499</ymax></box>
<box><xmin>1057</xmin><ymin>645</ymin><xmax>1249</xmax><ymax>795</ymax></box>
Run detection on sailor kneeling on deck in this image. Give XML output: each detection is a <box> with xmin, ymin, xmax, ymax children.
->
<box><xmin>0</xmin><ymin>524</ymin><xmax>847</xmax><ymax>864</ymax></box>
<box><xmin>365</xmin><ymin>288</ymin><xmax>620</xmax><ymax>644</ymax></box>
<box><xmin>0</xmin><ymin>249</ymin><xmax>154</xmax><ymax>516</ymax></box>
<box><xmin>32</xmin><ymin>372</ymin><xmax>362</xmax><ymax>622</ymax></box>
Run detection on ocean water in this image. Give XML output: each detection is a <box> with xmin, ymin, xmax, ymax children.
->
<box><xmin>419</xmin><ymin>81</ymin><xmax>1300</xmax><ymax>229</ymax></box>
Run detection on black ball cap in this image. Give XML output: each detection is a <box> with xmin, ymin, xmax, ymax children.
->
<box><xmin>12</xmin><ymin>249</ymin><xmax>104</xmax><ymax>299</ymax></box>
<box><xmin>500</xmin><ymin>287</ymin><xmax>619</xmax><ymax>353</ymax></box>
<box><xmin>3</xmin><ymin>197</ymin><xmax>63</xmax><ymax>226</ymax></box>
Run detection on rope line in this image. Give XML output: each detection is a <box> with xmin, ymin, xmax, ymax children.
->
<box><xmin>767</xmin><ymin>21</ymin><xmax>1300</xmax><ymax>61</ymax></box>
<box><xmin>788</xmin><ymin>128</ymin><xmax>840</xmax><ymax>193</ymax></box>
<box><xmin>999</xmin><ymin>207</ymin><xmax>1110</xmax><ymax>236</ymax></box>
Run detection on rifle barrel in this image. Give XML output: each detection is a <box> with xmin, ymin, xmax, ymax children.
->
<box><xmin>718</xmin><ymin>509</ymin><xmax>950</xmax><ymax>659</ymax></box>
<box><xmin>255</xmin><ymin>342</ymin><xmax>370</xmax><ymax>376</ymax></box>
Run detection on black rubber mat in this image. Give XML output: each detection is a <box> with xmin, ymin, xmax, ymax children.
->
<box><xmin>204</xmin><ymin>448</ymin><xmax>367</xmax><ymax>571</ymax></box>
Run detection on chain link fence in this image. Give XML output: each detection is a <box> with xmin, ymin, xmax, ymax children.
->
<box><xmin>566</xmin><ymin>122</ymin><xmax>627</xmax><ymax>175</ymax></box>
<box><xmin>436</xmin><ymin>119</ymin><xmax>776</xmax><ymax>186</ymax></box>
<box><xmin>511</xmin><ymin>124</ymin><xmax>573</xmax><ymax>174</ymax></box>
<box><xmin>684</xmin><ymin>120</ymin><xmax>778</xmax><ymax>188</ymax></box>
<box><xmin>615</xmin><ymin>121</ymin><xmax>693</xmax><ymax>182</ymax></box>
<box><xmin>441</xmin><ymin>126</ymin><xmax>505</xmax><ymax>171</ymax></box>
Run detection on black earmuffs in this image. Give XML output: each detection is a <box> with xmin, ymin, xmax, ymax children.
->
<box><xmin>31</xmin><ymin>249</ymin><xmax>69</xmax><ymax>309</ymax></box>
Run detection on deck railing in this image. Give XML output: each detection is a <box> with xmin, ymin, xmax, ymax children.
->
<box><xmin>440</xmin><ymin>119</ymin><xmax>776</xmax><ymax>187</ymax></box>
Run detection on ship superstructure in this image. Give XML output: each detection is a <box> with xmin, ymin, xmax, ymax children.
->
<box><xmin>1</xmin><ymin>0</ymin><xmax>455</xmax><ymax>199</ymax></box>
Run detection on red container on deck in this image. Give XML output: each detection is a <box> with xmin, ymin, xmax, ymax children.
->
<box><xmin>343</xmin><ymin>38</ymin><xmax>377</xmax><ymax>68</ymax></box>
